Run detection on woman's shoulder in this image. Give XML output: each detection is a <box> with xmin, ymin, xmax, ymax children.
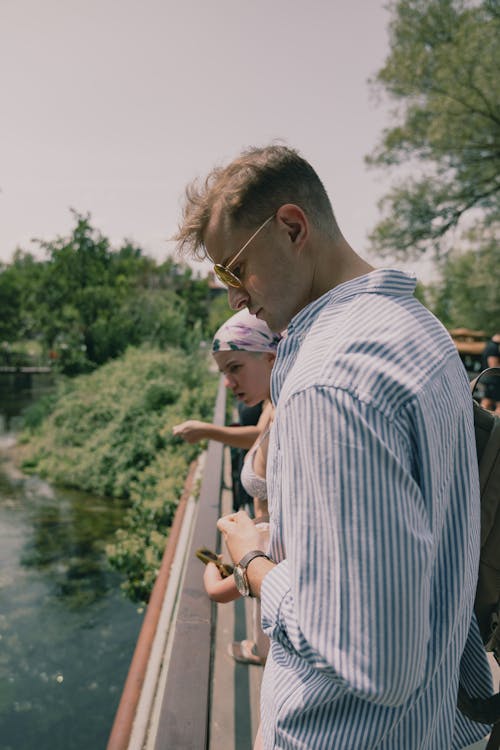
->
<box><xmin>256</xmin><ymin>400</ymin><xmax>274</xmax><ymax>430</ymax></box>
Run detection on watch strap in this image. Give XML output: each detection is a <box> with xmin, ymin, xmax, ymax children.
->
<box><xmin>237</xmin><ymin>549</ymin><xmax>272</xmax><ymax>571</ymax></box>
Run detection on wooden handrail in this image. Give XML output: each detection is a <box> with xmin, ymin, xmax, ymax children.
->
<box><xmin>106</xmin><ymin>376</ymin><xmax>227</xmax><ymax>750</ymax></box>
<box><xmin>106</xmin><ymin>459</ymin><xmax>199</xmax><ymax>750</ymax></box>
<box><xmin>152</xmin><ymin>377</ymin><xmax>227</xmax><ymax>749</ymax></box>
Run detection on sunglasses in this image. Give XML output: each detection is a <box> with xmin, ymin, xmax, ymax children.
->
<box><xmin>213</xmin><ymin>215</ymin><xmax>274</xmax><ymax>288</ymax></box>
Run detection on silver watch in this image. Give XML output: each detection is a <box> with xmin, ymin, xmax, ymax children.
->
<box><xmin>233</xmin><ymin>550</ymin><xmax>272</xmax><ymax>597</ymax></box>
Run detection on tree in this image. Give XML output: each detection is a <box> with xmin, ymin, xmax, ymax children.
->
<box><xmin>367</xmin><ymin>0</ymin><xmax>500</xmax><ymax>259</ymax></box>
<box><xmin>423</xmin><ymin>236</ymin><xmax>500</xmax><ymax>330</ymax></box>
<box><xmin>0</xmin><ymin>263</ymin><xmax>21</xmax><ymax>341</ymax></box>
<box><xmin>32</xmin><ymin>213</ymin><xmax>158</xmax><ymax>367</ymax></box>
<box><xmin>0</xmin><ymin>251</ymin><xmax>47</xmax><ymax>343</ymax></box>
<box><xmin>155</xmin><ymin>259</ymin><xmax>212</xmax><ymax>336</ymax></box>
<box><xmin>0</xmin><ymin>211</ymin><xmax>221</xmax><ymax>373</ymax></box>
<box><xmin>207</xmin><ymin>290</ymin><xmax>234</xmax><ymax>337</ymax></box>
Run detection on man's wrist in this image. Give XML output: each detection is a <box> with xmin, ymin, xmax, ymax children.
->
<box><xmin>246</xmin><ymin>555</ymin><xmax>275</xmax><ymax>598</ymax></box>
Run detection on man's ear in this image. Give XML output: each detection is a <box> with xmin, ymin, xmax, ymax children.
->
<box><xmin>276</xmin><ymin>204</ymin><xmax>308</xmax><ymax>247</ymax></box>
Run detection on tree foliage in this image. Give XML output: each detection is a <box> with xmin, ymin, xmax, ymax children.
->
<box><xmin>367</xmin><ymin>0</ymin><xmax>500</xmax><ymax>259</ymax></box>
<box><xmin>0</xmin><ymin>251</ymin><xmax>46</xmax><ymax>342</ymax></box>
<box><xmin>422</xmin><ymin>236</ymin><xmax>500</xmax><ymax>330</ymax></box>
<box><xmin>0</xmin><ymin>211</ymin><xmax>217</xmax><ymax>373</ymax></box>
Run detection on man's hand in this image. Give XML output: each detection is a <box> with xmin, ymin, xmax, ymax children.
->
<box><xmin>172</xmin><ymin>420</ymin><xmax>209</xmax><ymax>444</ymax></box>
<box><xmin>217</xmin><ymin>510</ymin><xmax>262</xmax><ymax>564</ymax></box>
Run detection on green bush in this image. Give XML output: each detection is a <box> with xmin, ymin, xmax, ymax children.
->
<box><xmin>20</xmin><ymin>345</ymin><xmax>218</xmax><ymax>601</ymax></box>
<box><xmin>22</xmin><ymin>393</ymin><xmax>59</xmax><ymax>430</ymax></box>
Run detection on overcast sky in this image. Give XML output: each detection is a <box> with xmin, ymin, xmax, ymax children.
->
<box><xmin>0</xmin><ymin>0</ymin><xmax>434</xmax><ymax>280</ymax></box>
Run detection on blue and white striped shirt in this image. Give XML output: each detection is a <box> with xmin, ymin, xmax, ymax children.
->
<box><xmin>260</xmin><ymin>269</ymin><xmax>492</xmax><ymax>749</ymax></box>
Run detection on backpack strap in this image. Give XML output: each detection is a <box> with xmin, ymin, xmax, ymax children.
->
<box><xmin>470</xmin><ymin>367</ymin><xmax>500</xmax><ymax>396</ymax></box>
<box><xmin>458</xmin><ymin>369</ymin><xmax>500</xmax><ymax>728</ymax></box>
<box><xmin>458</xmin><ymin>686</ymin><xmax>500</xmax><ymax>725</ymax></box>
<box><xmin>486</xmin><ymin>720</ymin><xmax>500</xmax><ymax>750</ymax></box>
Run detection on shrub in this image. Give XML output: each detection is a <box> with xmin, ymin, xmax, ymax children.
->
<box><xmin>20</xmin><ymin>345</ymin><xmax>218</xmax><ymax>601</ymax></box>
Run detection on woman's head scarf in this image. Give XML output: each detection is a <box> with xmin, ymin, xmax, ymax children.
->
<box><xmin>212</xmin><ymin>309</ymin><xmax>281</xmax><ymax>353</ymax></box>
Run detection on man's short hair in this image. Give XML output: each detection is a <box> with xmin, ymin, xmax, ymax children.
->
<box><xmin>174</xmin><ymin>144</ymin><xmax>340</xmax><ymax>260</ymax></box>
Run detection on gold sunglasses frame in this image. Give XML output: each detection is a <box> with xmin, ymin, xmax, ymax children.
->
<box><xmin>213</xmin><ymin>215</ymin><xmax>274</xmax><ymax>288</ymax></box>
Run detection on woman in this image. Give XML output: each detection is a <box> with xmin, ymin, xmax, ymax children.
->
<box><xmin>173</xmin><ymin>308</ymin><xmax>279</xmax><ymax>664</ymax></box>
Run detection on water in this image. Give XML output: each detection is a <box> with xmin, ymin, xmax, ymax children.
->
<box><xmin>0</xmin><ymin>374</ymin><xmax>143</xmax><ymax>750</ymax></box>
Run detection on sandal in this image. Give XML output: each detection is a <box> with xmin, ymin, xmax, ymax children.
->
<box><xmin>228</xmin><ymin>639</ymin><xmax>266</xmax><ymax>666</ymax></box>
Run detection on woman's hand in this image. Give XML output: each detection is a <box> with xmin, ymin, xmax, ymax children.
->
<box><xmin>203</xmin><ymin>563</ymin><xmax>240</xmax><ymax>603</ymax></box>
<box><xmin>172</xmin><ymin>420</ymin><xmax>209</xmax><ymax>444</ymax></box>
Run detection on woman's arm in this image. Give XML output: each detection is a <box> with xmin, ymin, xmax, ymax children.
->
<box><xmin>203</xmin><ymin>562</ymin><xmax>241</xmax><ymax>603</ymax></box>
<box><xmin>172</xmin><ymin>420</ymin><xmax>260</xmax><ymax>448</ymax></box>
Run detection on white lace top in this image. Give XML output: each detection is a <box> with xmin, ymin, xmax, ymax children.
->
<box><xmin>240</xmin><ymin>426</ymin><xmax>269</xmax><ymax>500</ymax></box>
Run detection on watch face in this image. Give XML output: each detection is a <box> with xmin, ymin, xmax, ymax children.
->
<box><xmin>233</xmin><ymin>564</ymin><xmax>250</xmax><ymax>597</ymax></box>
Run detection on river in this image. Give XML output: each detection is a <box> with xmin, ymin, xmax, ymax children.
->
<box><xmin>0</xmin><ymin>373</ymin><xmax>143</xmax><ymax>750</ymax></box>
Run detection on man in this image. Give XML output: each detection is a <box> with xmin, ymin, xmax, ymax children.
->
<box><xmin>175</xmin><ymin>145</ymin><xmax>492</xmax><ymax>749</ymax></box>
<box><xmin>480</xmin><ymin>333</ymin><xmax>500</xmax><ymax>415</ymax></box>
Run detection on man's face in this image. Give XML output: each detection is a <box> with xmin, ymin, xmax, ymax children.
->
<box><xmin>205</xmin><ymin>206</ymin><xmax>311</xmax><ymax>333</ymax></box>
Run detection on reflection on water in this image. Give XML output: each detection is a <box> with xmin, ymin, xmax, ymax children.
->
<box><xmin>20</xmin><ymin>484</ymin><xmax>114</xmax><ymax>609</ymax></box>
<box><xmin>0</xmin><ymin>375</ymin><xmax>143</xmax><ymax>750</ymax></box>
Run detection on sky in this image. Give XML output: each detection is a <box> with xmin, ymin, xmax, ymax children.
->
<box><xmin>0</xmin><ymin>0</ymin><xmax>435</xmax><ymax>281</ymax></box>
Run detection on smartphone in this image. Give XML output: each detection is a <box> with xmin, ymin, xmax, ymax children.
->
<box><xmin>195</xmin><ymin>547</ymin><xmax>234</xmax><ymax>578</ymax></box>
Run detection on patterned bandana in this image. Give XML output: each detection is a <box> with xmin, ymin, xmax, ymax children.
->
<box><xmin>212</xmin><ymin>309</ymin><xmax>281</xmax><ymax>353</ymax></box>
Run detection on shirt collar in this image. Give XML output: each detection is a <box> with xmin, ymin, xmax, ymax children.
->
<box><xmin>285</xmin><ymin>268</ymin><xmax>417</xmax><ymax>338</ymax></box>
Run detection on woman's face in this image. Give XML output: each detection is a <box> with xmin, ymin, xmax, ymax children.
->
<box><xmin>213</xmin><ymin>350</ymin><xmax>275</xmax><ymax>406</ymax></box>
